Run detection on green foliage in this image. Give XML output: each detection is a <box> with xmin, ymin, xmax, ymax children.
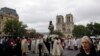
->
<box><xmin>73</xmin><ymin>25</ymin><xmax>87</xmax><ymax>37</ymax></box>
<box><xmin>93</xmin><ymin>22</ymin><xmax>100</xmax><ymax>36</ymax></box>
<box><xmin>54</xmin><ymin>30</ymin><xmax>64</xmax><ymax>37</ymax></box>
<box><xmin>86</xmin><ymin>22</ymin><xmax>94</xmax><ymax>36</ymax></box>
<box><xmin>73</xmin><ymin>22</ymin><xmax>100</xmax><ymax>38</ymax></box>
<box><xmin>27</xmin><ymin>31</ymin><xmax>36</xmax><ymax>38</ymax></box>
<box><xmin>4</xmin><ymin>19</ymin><xmax>27</xmax><ymax>37</ymax></box>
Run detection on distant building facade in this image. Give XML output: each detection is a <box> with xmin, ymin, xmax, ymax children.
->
<box><xmin>56</xmin><ymin>14</ymin><xmax>74</xmax><ymax>38</ymax></box>
<box><xmin>0</xmin><ymin>7</ymin><xmax>19</xmax><ymax>36</ymax></box>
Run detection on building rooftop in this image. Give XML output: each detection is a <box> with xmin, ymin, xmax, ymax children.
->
<box><xmin>0</xmin><ymin>7</ymin><xmax>18</xmax><ymax>16</ymax></box>
<box><xmin>57</xmin><ymin>15</ymin><xmax>63</xmax><ymax>17</ymax></box>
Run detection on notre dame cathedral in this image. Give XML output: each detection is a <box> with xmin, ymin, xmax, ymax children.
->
<box><xmin>56</xmin><ymin>14</ymin><xmax>74</xmax><ymax>38</ymax></box>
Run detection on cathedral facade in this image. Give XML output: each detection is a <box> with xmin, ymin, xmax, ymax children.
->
<box><xmin>56</xmin><ymin>14</ymin><xmax>74</xmax><ymax>38</ymax></box>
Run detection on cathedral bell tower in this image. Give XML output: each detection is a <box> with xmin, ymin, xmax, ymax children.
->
<box><xmin>65</xmin><ymin>14</ymin><xmax>74</xmax><ymax>37</ymax></box>
<box><xmin>56</xmin><ymin>14</ymin><xmax>74</xmax><ymax>38</ymax></box>
<box><xmin>56</xmin><ymin>15</ymin><xmax>64</xmax><ymax>32</ymax></box>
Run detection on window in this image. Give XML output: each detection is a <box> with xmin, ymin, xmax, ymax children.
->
<box><xmin>0</xmin><ymin>15</ymin><xmax>3</xmax><ymax>19</ymax></box>
<box><xmin>57</xmin><ymin>18</ymin><xmax>60</xmax><ymax>23</ymax></box>
<box><xmin>67</xmin><ymin>16</ymin><xmax>70</xmax><ymax>24</ymax></box>
<box><xmin>63</xmin><ymin>27</ymin><xmax>66</xmax><ymax>32</ymax></box>
<box><xmin>67</xmin><ymin>29</ymin><xmax>70</xmax><ymax>33</ymax></box>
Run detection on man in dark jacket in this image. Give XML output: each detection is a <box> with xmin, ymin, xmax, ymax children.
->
<box><xmin>0</xmin><ymin>37</ymin><xmax>3</xmax><ymax>56</ymax></box>
<box><xmin>15</xmin><ymin>37</ymin><xmax>22</xmax><ymax>56</ymax></box>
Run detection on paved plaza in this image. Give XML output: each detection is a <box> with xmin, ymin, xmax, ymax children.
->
<box><xmin>27</xmin><ymin>49</ymin><xmax>79</xmax><ymax>56</ymax></box>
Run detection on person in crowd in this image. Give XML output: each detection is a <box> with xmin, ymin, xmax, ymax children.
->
<box><xmin>97</xmin><ymin>39</ymin><xmax>100</xmax><ymax>51</ymax></box>
<box><xmin>42</xmin><ymin>38</ymin><xmax>49</xmax><ymax>56</ymax></box>
<box><xmin>0</xmin><ymin>37</ymin><xmax>3</xmax><ymax>56</ymax></box>
<box><xmin>2</xmin><ymin>37</ymin><xmax>7</xmax><ymax>56</ymax></box>
<box><xmin>27</xmin><ymin>37</ymin><xmax>32</xmax><ymax>51</ymax></box>
<box><xmin>7</xmin><ymin>37</ymin><xmax>16</xmax><ymax>56</ymax></box>
<box><xmin>15</xmin><ymin>37</ymin><xmax>22</xmax><ymax>56</ymax></box>
<box><xmin>73</xmin><ymin>38</ymin><xmax>78</xmax><ymax>50</ymax></box>
<box><xmin>65</xmin><ymin>38</ymin><xmax>69</xmax><ymax>49</ymax></box>
<box><xmin>21</xmin><ymin>37</ymin><xmax>28</xmax><ymax>56</ymax></box>
<box><xmin>52</xmin><ymin>38</ymin><xmax>64</xmax><ymax>56</ymax></box>
<box><xmin>4</xmin><ymin>37</ymin><xmax>9</xmax><ymax>56</ymax></box>
<box><xmin>76</xmin><ymin>38</ymin><xmax>81</xmax><ymax>49</ymax></box>
<box><xmin>31</xmin><ymin>38</ymin><xmax>35</xmax><ymax>53</ymax></box>
<box><xmin>34</xmin><ymin>37</ymin><xmax>39</xmax><ymax>54</ymax></box>
<box><xmin>38</xmin><ymin>36</ymin><xmax>43</xmax><ymax>56</ymax></box>
<box><xmin>97</xmin><ymin>39</ymin><xmax>100</xmax><ymax>56</ymax></box>
<box><xmin>46</xmin><ymin>37</ymin><xmax>51</xmax><ymax>54</ymax></box>
<box><xmin>68</xmin><ymin>38</ymin><xmax>73</xmax><ymax>50</ymax></box>
<box><xmin>60</xmin><ymin>38</ymin><xmax>65</xmax><ymax>49</ymax></box>
<box><xmin>76</xmin><ymin>36</ymin><xmax>99</xmax><ymax>56</ymax></box>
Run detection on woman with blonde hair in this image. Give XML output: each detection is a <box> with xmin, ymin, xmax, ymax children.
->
<box><xmin>76</xmin><ymin>36</ymin><xmax>99</xmax><ymax>56</ymax></box>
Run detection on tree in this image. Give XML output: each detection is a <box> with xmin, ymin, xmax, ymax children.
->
<box><xmin>4</xmin><ymin>19</ymin><xmax>27</xmax><ymax>37</ymax></box>
<box><xmin>73</xmin><ymin>25</ymin><xmax>87</xmax><ymax>37</ymax></box>
<box><xmin>34</xmin><ymin>32</ymin><xmax>44</xmax><ymax>38</ymax></box>
<box><xmin>93</xmin><ymin>22</ymin><xmax>100</xmax><ymax>36</ymax></box>
<box><xmin>26</xmin><ymin>29</ymin><xmax>36</xmax><ymax>38</ymax></box>
<box><xmin>73</xmin><ymin>22</ymin><xmax>100</xmax><ymax>38</ymax></box>
<box><xmin>86</xmin><ymin>22</ymin><xmax>94</xmax><ymax>36</ymax></box>
<box><xmin>86</xmin><ymin>22</ymin><xmax>100</xmax><ymax>36</ymax></box>
<box><xmin>54</xmin><ymin>30</ymin><xmax>64</xmax><ymax>37</ymax></box>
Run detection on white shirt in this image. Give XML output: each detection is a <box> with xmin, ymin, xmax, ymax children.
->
<box><xmin>0</xmin><ymin>39</ymin><xmax>3</xmax><ymax>44</ymax></box>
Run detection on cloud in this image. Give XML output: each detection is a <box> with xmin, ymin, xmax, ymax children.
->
<box><xmin>26</xmin><ymin>22</ymin><xmax>50</xmax><ymax>32</ymax></box>
<box><xmin>0</xmin><ymin>0</ymin><xmax>100</xmax><ymax>32</ymax></box>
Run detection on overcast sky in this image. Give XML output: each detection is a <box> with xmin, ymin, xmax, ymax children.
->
<box><xmin>0</xmin><ymin>0</ymin><xmax>100</xmax><ymax>32</ymax></box>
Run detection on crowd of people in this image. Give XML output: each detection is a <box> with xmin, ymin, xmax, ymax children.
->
<box><xmin>0</xmin><ymin>35</ymin><xmax>100</xmax><ymax>56</ymax></box>
<box><xmin>0</xmin><ymin>36</ymin><xmax>22</xmax><ymax>56</ymax></box>
<box><xmin>0</xmin><ymin>36</ymin><xmax>64</xmax><ymax>56</ymax></box>
<box><xmin>64</xmin><ymin>37</ymin><xmax>81</xmax><ymax>50</ymax></box>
